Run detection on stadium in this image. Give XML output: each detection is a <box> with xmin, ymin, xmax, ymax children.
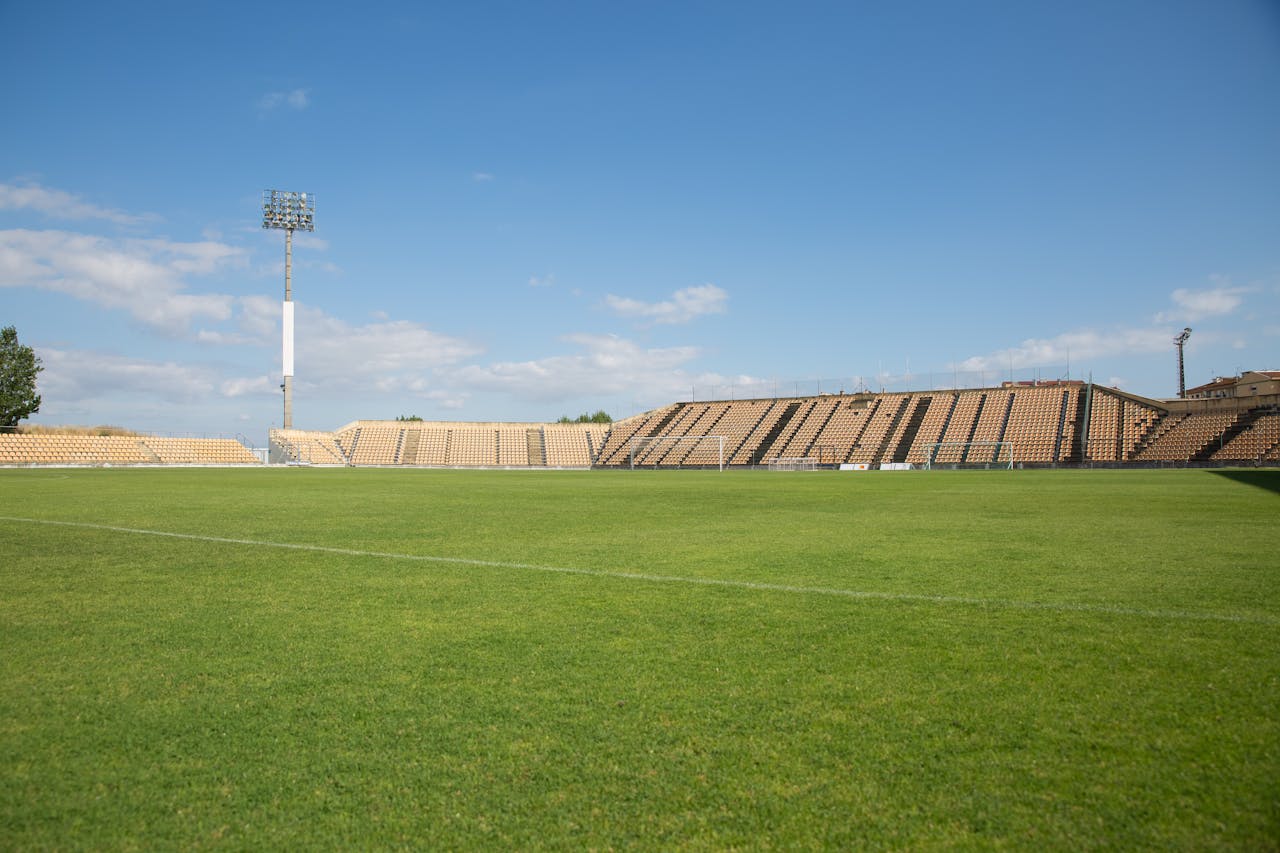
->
<box><xmin>2</xmin><ymin>371</ymin><xmax>1278</xmax><ymax>468</ymax></box>
<box><xmin>3</xmin><ymin>4</ymin><xmax>1277</xmax><ymax>848</ymax></box>
<box><xmin>2</xmin><ymin>366</ymin><xmax>1278</xmax><ymax>846</ymax></box>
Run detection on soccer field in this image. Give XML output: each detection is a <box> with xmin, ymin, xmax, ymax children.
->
<box><xmin>1</xmin><ymin>468</ymin><xmax>1276</xmax><ymax>849</ymax></box>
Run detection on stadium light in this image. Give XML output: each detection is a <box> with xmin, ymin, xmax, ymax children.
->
<box><xmin>1174</xmin><ymin>327</ymin><xmax>1192</xmax><ymax>399</ymax></box>
<box><xmin>262</xmin><ymin>190</ymin><xmax>315</xmax><ymax>429</ymax></box>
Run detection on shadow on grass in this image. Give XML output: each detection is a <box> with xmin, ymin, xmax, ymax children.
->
<box><xmin>1210</xmin><ymin>470</ymin><xmax>1280</xmax><ymax>496</ymax></box>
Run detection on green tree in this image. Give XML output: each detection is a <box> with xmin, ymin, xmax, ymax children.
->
<box><xmin>557</xmin><ymin>410</ymin><xmax>613</xmax><ymax>424</ymax></box>
<box><xmin>0</xmin><ymin>326</ymin><xmax>42</xmax><ymax>428</ymax></box>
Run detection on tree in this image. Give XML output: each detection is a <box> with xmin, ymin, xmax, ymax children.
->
<box><xmin>0</xmin><ymin>326</ymin><xmax>42</xmax><ymax>428</ymax></box>
<box><xmin>557</xmin><ymin>410</ymin><xmax>612</xmax><ymax>424</ymax></box>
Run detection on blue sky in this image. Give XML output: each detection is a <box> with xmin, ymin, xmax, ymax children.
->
<box><xmin>2</xmin><ymin>1</ymin><xmax>1277</xmax><ymax>436</ymax></box>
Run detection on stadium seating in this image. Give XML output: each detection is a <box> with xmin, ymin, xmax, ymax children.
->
<box><xmin>8</xmin><ymin>385</ymin><xmax>1275</xmax><ymax>470</ymax></box>
<box><xmin>0</xmin><ymin>433</ymin><xmax>260</xmax><ymax>465</ymax></box>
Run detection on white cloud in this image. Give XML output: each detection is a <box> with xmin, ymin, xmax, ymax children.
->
<box><xmin>259</xmin><ymin>88</ymin><xmax>309</xmax><ymax>111</ymax></box>
<box><xmin>1155</xmin><ymin>278</ymin><xmax>1249</xmax><ymax>323</ymax></box>
<box><xmin>37</xmin><ymin>347</ymin><xmax>219</xmax><ymax>404</ymax></box>
<box><xmin>605</xmin><ymin>283</ymin><xmax>728</xmax><ymax>325</ymax></box>
<box><xmin>955</xmin><ymin>326</ymin><xmax>1171</xmax><ymax>374</ymax></box>
<box><xmin>528</xmin><ymin>273</ymin><xmax>555</xmax><ymax>288</ymax></box>
<box><xmin>287</xmin><ymin>307</ymin><xmax>482</xmax><ymax>398</ymax></box>
<box><xmin>290</xmin><ymin>234</ymin><xmax>328</xmax><ymax>251</ymax></box>
<box><xmin>0</xmin><ymin>228</ymin><xmax>242</xmax><ymax>331</ymax></box>
<box><xmin>472</xmin><ymin>172</ymin><xmax>495</xmax><ymax>182</ymax></box>
<box><xmin>445</xmin><ymin>333</ymin><xmax>708</xmax><ymax>404</ymax></box>
<box><xmin>0</xmin><ymin>182</ymin><xmax>149</xmax><ymax>225</ymax></box>
<box><xmin>220</xmin><ymin>375</ymin><xmax>275</xmax><ymax>398</ymax></box>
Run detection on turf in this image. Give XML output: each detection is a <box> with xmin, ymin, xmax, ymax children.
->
<box><xmin>1</xmin><ymin>467</ymin><xmax>1277</xmax><ymax>849</ymax></box>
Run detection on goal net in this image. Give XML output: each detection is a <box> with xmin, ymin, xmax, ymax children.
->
<box><xmin>629</xmin><ymin>435</ymin><xmax>725</xmax><ymax>470</ymax></box>
<box><xmin>767</xmin><ymin>457</ymin><xmax>818</xmax><ymax>471</ymax></box>
<box><xmin>924</xmin><ymin>441</ymin><xmax>1014</xmax><ymax>470</ymax></box>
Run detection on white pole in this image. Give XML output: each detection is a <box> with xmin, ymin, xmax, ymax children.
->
<box><xmin>282</xmin><ymin>227</ymin><xmax>293</xmax><ymax>429</ymax></box>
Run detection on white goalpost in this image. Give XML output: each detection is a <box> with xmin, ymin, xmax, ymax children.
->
<box><xmin>767</xmin><ymin>457</ymin><xmax>818</xmax><ymax>471</ymax></box>
<box><xmin>923</xmin><ymin>441</ymin><xmax>1015</xmax><ymax>470</ymax></box>
<box><xmin>629</xmin><ymin>435</ymin><xmax>725</xmax><ymax>471</ymax></box>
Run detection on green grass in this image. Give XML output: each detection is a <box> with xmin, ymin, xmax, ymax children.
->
<box><xmin>1</xmin><ymin>468</ymin><xmax>1277</xmax><ymax>849</ymax></box>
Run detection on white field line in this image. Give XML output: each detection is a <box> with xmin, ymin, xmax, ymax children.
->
<box><xmin>3</xmin><ymin>515</ymin><xmax>1276</xmax><ymax>626</ymax></box>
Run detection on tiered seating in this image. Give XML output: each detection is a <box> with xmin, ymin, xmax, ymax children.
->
<box><xmin>809</xmin><ymin>399</ymin><xmax>873</xmax><ymax>463</ymax></box>
<box><xmin>663</xmin><ymin>403</ymin><xmax>731</xmax><ymax>466</ymax></box>
<box><xmin>774</xmin><ymin>396</ymin><xmax>843</xmax><ymax>460</ymax></box>
<box><xmin>682</xmin><ymin>403</ymin><xmax>738</xmax><ymax>466</ymax></box>
<box><xmin>1085</xmin><ymin>390</ymin><xmax>1122</xmax><ymax>461</ymax></box>
<box><xmin>1211</xmin><ymin>413</ymin><xmax>1280</xmax><ymax>461</ymax></box>
<box><xmin>270</xmin><ymin>430</ymin><xmax>346</xmax><ymax>464</ymax></box>
<box><xmin>417</xmin><ymin>427</ymin><xmax>450</xmax><ymax>465</ymax></box>
<box><xmin>496</xmin><ymin>426</ymin><xmax>528</xmax><ymax>466</ymax></box>
<box><xmin>244</xmin><ymin>383</ymin><xmax>1274</xmax><ymax>471</ymax></box>
<box><xmin>448</xmin><ymin>426</ymin><xmax>496</xmax><ymax>466</ymax></box>
<box><xmin>931</xmin><ymin>391</ymin><xmax>984</xmax><ymax>463</ymax></box>
<box><xmin>765</xmin><ymin>398</ymin><xmax>822</xmax><ymax>459</ymax></box>
<box><xmin>1208</xmin><ymin>413</ymin><xmax>1279</xmax><ymax>461</ymax></box>
<box><xmin>903</xmin><ymin>393</ymin><xmax>958</xmax><ymax>464</ymax></box>
<box><xmin>1134</xmin><ymin>412</ymin><xmax>1239</xmax><ymax>461</ymax></box>
<box><xmin>143</xmin><ymin>437</ymin><xmax>260</xmax><ymax>464</ymax></box>
<box><xmin>1121</xmin><ymin>400</ymin><xmax>1160</xmax><ymax>460</ymax></box>
<box><xmin>632</xmin><ymin>404</ymin><xmax>710</xmax><ymax>466</ymax></box>
<box><xmin>0</xmin><ymin>433</ymin><xmax>260</xmax><ymax>465</ymax></box>
<box><xmin>594</xmin><ymin>405</ymin><xmax>678</xmax><ymax>465</ymax></box>
<box><xmin>728</xmin><ymin>400</ymin><xmax>789</xmax><ymax>464</ymax></box>
<box><xmin>543</xmin><ymin>425</ymin><xmax>596</xmax><ymax>466</ymax></box>
<box><xmin>1086</xmin><ymin>390</ymin><xmax>1162</xmax><ymax>462</ymax></box>
<box><xmin>879</xmin><ymin>396</ymin><xmax>925</xmax><ymax>463</ymax></box>
<box><xmin>848</xmin><ymin>395</ymin><xmax>909</xmax><ymax>465</ymax></box>
<box><xmin>350</xmin><ymin>425</ymin><xmax>403</xmax><ymax>465</ymax></box>
<box><xmin>584</xmin><ymin>426</ymin><xmax>609</xmax><ymax>462</ymax></box>
<box><xmin>965</xmin><ymin>390</ymin><xmax>1012</xmax><ymax>462</ymax></box>
<box><xmin>1002</xmin><ymin>387</ymin><xmax>1069</xmax><ymax>463</ymax></box>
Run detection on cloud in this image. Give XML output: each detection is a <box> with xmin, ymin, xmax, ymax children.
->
<box><xmin>1155</xmin><ymin>278</ymin><xmax>1249</xmax><ymax>323</ymax></box>
<box><xmin>472</xmin><ymin>172</ymin><xmax>495</xmax><ymax>182</ymax></box>
<box><xmin>605</xmin><ymin>283</ymin><xmax>728</xmax><ymax>325</ymax></box>
<box><xmin>259</xmin><ymin>88</ymin><xmax>310</xmax><ymax>111</ymax></box>
<box><xmin>528</xmin><ymin>273</ymin><xmax>555</xmax><ymax>288</ymax></box>
<box><xmin>37</xmin><ymin>347</ymin><xmax>219</xmax><ymax>405</ymax></box>
<box><xmin>954</xmin><ymin>326</ymin><xmax>1172</xmax><ymax>374</ymax></box>
<box><xmin>445</xmin><ymin>333</ymin><xmax>709</xmax><ymax>404</ymax></box>
<box><xmin>220</xmin><ymin>375</ymin><xmax>275</xmax><ymax>398</ymax></box>
<box><xmin>290</xmin><ymin>234</ymin><xmax>328</xmax><ymax>251</ymax></box>
<box><xmin>248</xmin><ymin>306</ymin><xmax>484</xmax><ymax>401</ymax></box>
<box><xmin>0</xmin><ymin>228</ymin><xmax>242</xmax><ymax>331</ymax></box>
<box><xmin>0</xmin><ymin>182</ymin><xmax>149</xmax><ymax>225</ymax></box>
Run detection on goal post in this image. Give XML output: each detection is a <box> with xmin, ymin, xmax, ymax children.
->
<box><xmin>629</xmin><ymin>435</ymin><xmax>725</xmax><ymax>471</ymax></box>
<box><xmin>767</xmin><ymin>456</ymin><xmax>818</xmax><ymax>471</ymax></box>
<box><xmin>923</xmin><ymin>441</ymin><xmax>1014</xmax><ymax>470</ymax></box>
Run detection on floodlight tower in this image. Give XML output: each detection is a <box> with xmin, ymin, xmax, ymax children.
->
<box><xmin>1174</xmin><ymin>327</ymin><xmax>1192</xmax><ymax>398</ymax></box>
<box><xmin>262</xmin><ymin>190</ymin><xmax>315</xmax><ymax>429</ymax></box>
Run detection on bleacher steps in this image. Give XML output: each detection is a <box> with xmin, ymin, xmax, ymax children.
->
<box><xmin>871</xmin><ymin>397</ymin><xmax>910</xmax><ymax>464</ymax></box>
<box><xmin>891</xmin><ymin>396</ymin><xmax>931</xmax><ymax>463</ymax></box>
<box><xmin>1130</xmin><ymin>413</ymin><xmax>1182</xmax><ymax>460</ymax></box>
<box><xmin>400</xmin><ymin>428</ymin><xmax>420</xmax><ymax>465</ymax></box>
<box><xmin>961</xmin><ymin>395</ymin><xmax>987</xmax><ymax>462</ymax></box>
<box><xmin>751</xmin><ymin>402</ymin><xmax>802</xmax><ymax>464</ymax></box>
<box><xmin>799</xmin><ymin>398</ymin><xmax>844</xmax><ymax>459</ymax></box>
<box><xmin>527</xmin><ymin>428</ymin><xmax>546</xmax><ymax>466</ymax></box>
<box><xmin>1191</xmin><ymin>411</ymin><xmax>1251</xmax><ymax>462</ymax></box>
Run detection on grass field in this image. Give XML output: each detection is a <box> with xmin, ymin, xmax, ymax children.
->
<box><xmin>1</xmin><ymin>467</ymin><xmax>1277</xmax><ymax>849</ymax></box>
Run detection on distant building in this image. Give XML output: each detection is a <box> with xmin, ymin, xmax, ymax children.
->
<box><xmin>1186</xmin><ymin>370</ymin><xmax>1280</xmax><ymax>400</ymax></box>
